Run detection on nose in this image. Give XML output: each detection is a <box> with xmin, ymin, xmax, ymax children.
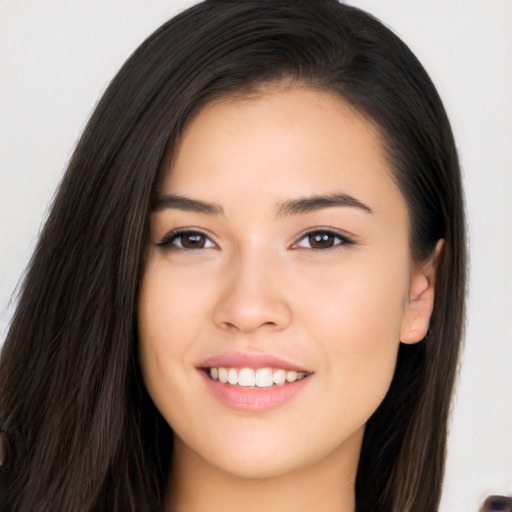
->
<box><xmin>212</xmin><ymin>249</ymin><xmax>292</xmax><ymax>334</ymax></box>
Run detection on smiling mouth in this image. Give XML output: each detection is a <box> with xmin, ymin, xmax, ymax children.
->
<box><xmin>204</xmin><ymin>367</ymin><xmax>312</xmax><ymax>388</ymax></box>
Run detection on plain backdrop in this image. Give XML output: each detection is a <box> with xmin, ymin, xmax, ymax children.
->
<box><xmin>0</xmin><ymin>1</ymin><xmax>511</xmax><ymax>510</ymax></box>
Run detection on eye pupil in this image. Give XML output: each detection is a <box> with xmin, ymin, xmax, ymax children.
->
<box><xmin>309</xmin><ymin>233</ymin><xmax>334</xmax><ymax>248</ymax></box>
<box><xmin>182</xmin><ymin>234</ymin><xmax>206</xmax><ymax>249</ymax></box>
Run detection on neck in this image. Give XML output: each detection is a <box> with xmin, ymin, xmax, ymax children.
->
<box><xmin>166</xmin><ymin>431</ymin><xmax>362</xmax><ymax>512</ymax></box>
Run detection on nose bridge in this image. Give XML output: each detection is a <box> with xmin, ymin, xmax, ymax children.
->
<box><xmin>213</xmin><ymin>242</ymin><xmax>291</xmax><ymax>333</ymax></box>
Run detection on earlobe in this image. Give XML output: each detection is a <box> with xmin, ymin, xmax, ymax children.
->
<box><xmin>400</xmin><ymin>240</ymin><xmax>444</xmax><ymax>344</ymax></box>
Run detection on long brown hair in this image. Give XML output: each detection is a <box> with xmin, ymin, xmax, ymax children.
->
<box><xmin>0</xmin><ymin>1</ymin><xmax>466</xmax><ymax>510</ymax></box>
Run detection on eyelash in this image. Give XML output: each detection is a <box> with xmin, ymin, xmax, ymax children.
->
<box><xmin>156</xmin><ymin>229</ymin><xmax>217</xmax><ymax>251</ymax></box>
<box><xmin>292</xmin><ymin>229</ymin><xmax>354</xmax><ymax>250</ymax></box>
<box><xmin>156</xmin><ymin>228</ymin><xmax>354</xmax><ymax>252</ymax></box>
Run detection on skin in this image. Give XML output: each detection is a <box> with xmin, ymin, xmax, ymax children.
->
<box><xmin>138</xmin><ymin>87</ymin><xmax>437</xmax><ymax>512</ymax></box>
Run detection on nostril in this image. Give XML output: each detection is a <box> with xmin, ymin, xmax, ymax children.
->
<box><xmin>220</xmin><ymin>321</ymin><xmax>237</xmax><ymax>331</ymax></box>
<box><xmin>220</xmin><ymin>319</ymin><xmax>279</xmax><ymax>333</ymax></box>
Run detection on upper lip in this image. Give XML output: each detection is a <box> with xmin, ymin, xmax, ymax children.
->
<box><xmin>199</xmin><ymin>352</ymin><xmax>311</xmax><ymax>372</ymax></box>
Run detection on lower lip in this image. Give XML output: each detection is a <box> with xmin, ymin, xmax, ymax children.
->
<box><xmin>199</xmin><ymin>371</ymin><xmax>311</xmax><ymax>412</ymax></box>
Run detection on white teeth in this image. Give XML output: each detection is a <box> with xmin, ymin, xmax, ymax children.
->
<box><xmin>238</xmin><ymin>368</ymin><xmax>256</xmax><ymax>387</ymax></box>
<box><xmin>228</xmin><ymin>368</ymin><xmax>238</xmax><ymax>385</ymax></box>
<box><xmin>208</xmin><ymin>366</ymin><xmax>310</xmax><ymax>387</ymax></box>
<box><xmin>255</xmin><ymin>367</ymin><xmax>273</xmax><ymax>388</ymax></box>
<box><xmin>286</xmin><ymin>370</ymin><xmax>298</xmax><ymax>383</ymax></box>
<box><xmin>272</xmin><ymin>369</ymin><xmax>286</xmax><ymax>386</ymax></box>
<box><xmin>218</xmin><ymin>367</ymin><xmax>228</xmax><ymax>383</ymax></box>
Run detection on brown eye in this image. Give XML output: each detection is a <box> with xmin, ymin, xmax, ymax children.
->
<box><xmin>308</xmin><ymin>232</ymin><xmax>336</xmax><ymax>248</ymax></box>
<box><xmin>156</xmin><ymin>231</ymin><xmax>215</xmax><ymax>250</ymax></box>
<box><xmin>294</xmin><ymin>230</ymin><xmax>353</xmax><ymax>250</ymax></box>
<box><xmin>180</xmin><ymin>233</ymin><xmax>208</xmax><ymax>249</ymax></box>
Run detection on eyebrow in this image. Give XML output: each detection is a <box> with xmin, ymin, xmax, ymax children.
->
<box><xmin>153</xmin><ymin>192</ymin><xmax>373</xmax><ymax>217</ymax></box>
<box><xmin>275</xmin><ymin>193</ymin><xmax>373</xmax><ymax>217</ymax></box>
<box><xmin>154</xmin><ymin>194</ymin><xmax>224</xmax><ymax>215</ymax></box>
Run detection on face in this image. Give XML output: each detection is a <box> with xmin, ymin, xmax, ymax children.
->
<box><xmin>138</xmin><ymin>87</ymin><xmax>434</xmax><ymax>480</ymax></box>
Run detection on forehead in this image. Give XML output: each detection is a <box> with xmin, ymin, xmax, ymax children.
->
<box><xmin>160</xmin><ymin>87</ymin><xmax>404</xmax><ymax>219</ymax></box>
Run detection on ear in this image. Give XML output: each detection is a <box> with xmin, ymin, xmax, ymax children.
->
<box><xmin>400</xmin><ymin>240</ymin><xmax>444</xmax><ymax>344</ymax></box>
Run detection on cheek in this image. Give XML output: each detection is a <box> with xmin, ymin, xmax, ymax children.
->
<box><xmin>137</xmin><ymin>261</ymin><xmax>207</xmax><ymax>400</ymax></box>
<box><xmin>138</xmin><ymin>259</ymin><xmax>210</xmax><ymax>347</ymax></box>
<box><xmin>297</xmin><ymin>251</ymin><xmax>408</xmax><ymax>340</ymax></box>
<box><xmin>294</xmin><ymin>253</ymin><xmax>408</xmax><ymax>409</ymax></box>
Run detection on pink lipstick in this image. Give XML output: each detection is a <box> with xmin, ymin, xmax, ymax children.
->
<box><xmin>198</xmin><ymin>352</ymin><xmax>313</xmax><ymax>412</ymax></box>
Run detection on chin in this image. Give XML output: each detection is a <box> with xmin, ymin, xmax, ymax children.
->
<box><xmin>176</xmin><ymin>421</ymin><xmax>365</xmax><ymax>482</ymax></box>
<box><xmin>204</xmin><ymin>449</ymin><xmax>314</xmax><ymax>480</ymax></box>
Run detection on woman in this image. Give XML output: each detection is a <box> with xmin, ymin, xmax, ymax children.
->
<box><xmin>0</xmin><ymin>0</ymin><xmax>469</xmax><ymax>510</ymax></box>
